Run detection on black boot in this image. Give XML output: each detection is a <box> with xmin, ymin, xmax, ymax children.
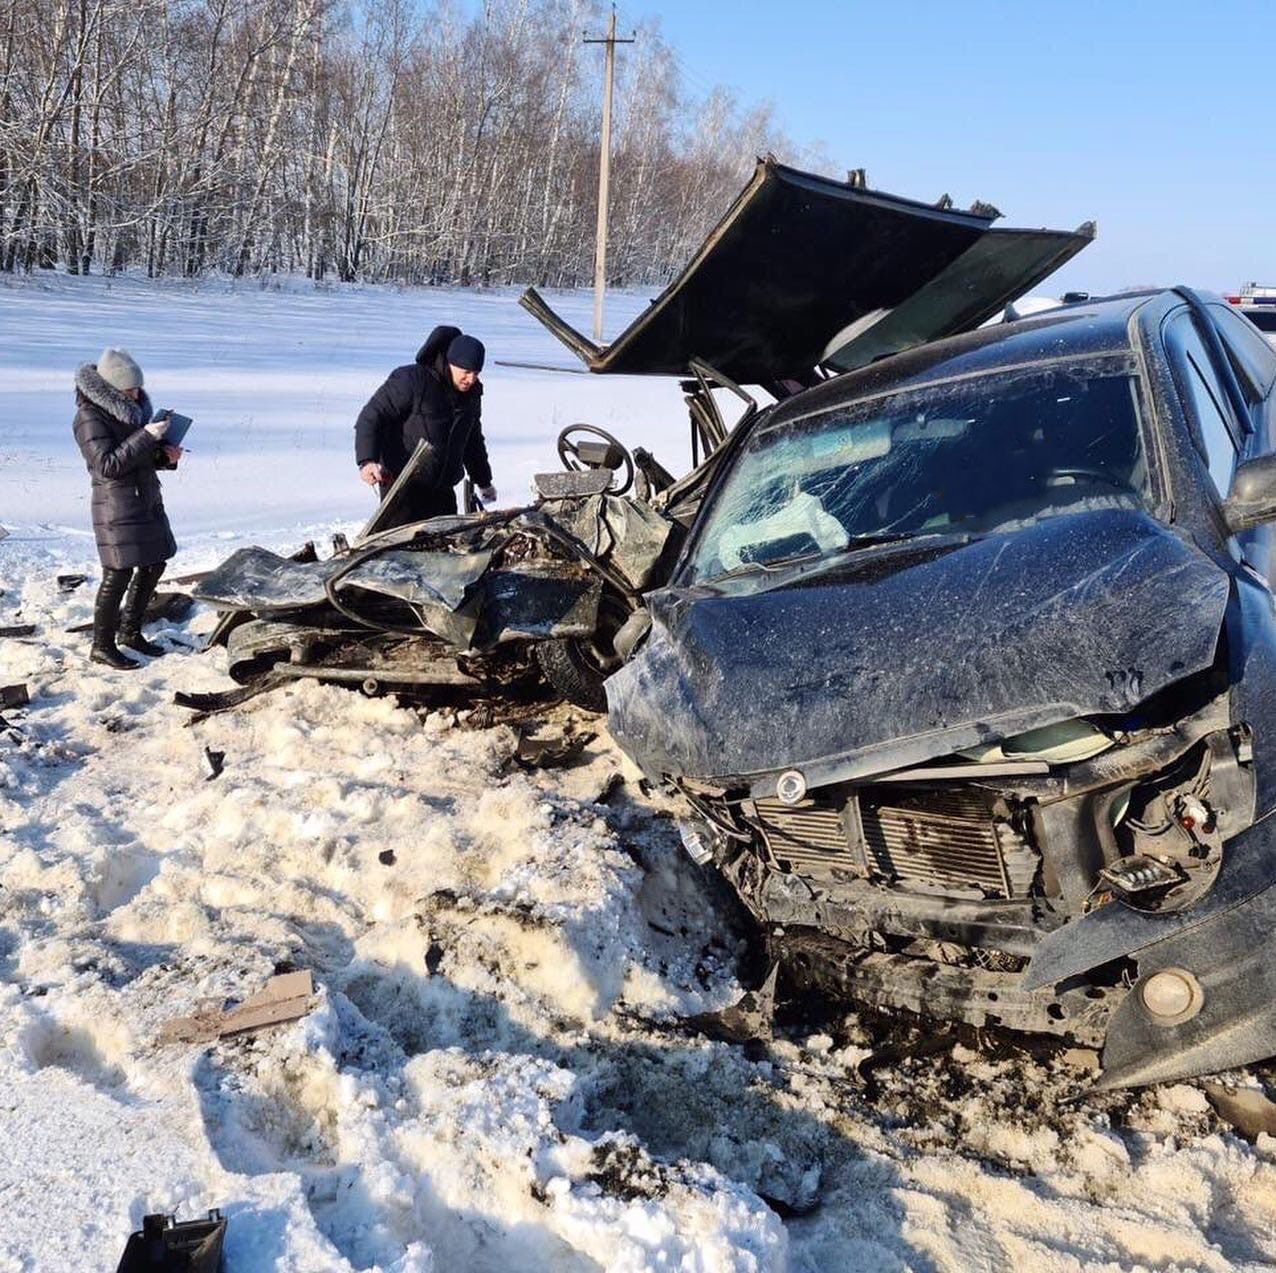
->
<box><xmin>90</xmin><ymin>568</ymin><xmax>139</xmax><ymax>670</ymax></box>
<box><xmin>118</xmin><ymin>562</ymin><xmax>167</xmax><ymax>657</ymax></box>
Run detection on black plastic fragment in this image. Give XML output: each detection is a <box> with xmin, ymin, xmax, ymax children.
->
<box><xmin>57</xmin><ymin>573</ymin><xmax>88</xmax><ymax>592</ymax></box>
<box><xmin>0</xmin><ymin>684</ymin><xmax>29</xmax><ymax>709</ymax></box>
<box><xmin>116</xmin><ymin>1209</ymin><xmax>226</xmax><ymax>1272</ymax></box>
<box><xmin>146</xmin><ymin>592</ymin><xmax>195</xmax><ymax>622</ymax></box>
<box><xmin>0</xmin><ymin>624</ymin><xmax>36</xmax><ymax>638</ymax></box>
<box><xmin>202</xmin><ymin>747</ymin><xmax>225</xmax><ymax>780</ymax></box>
<box><xmin>174</xmin><ymin>669</ymin><xmax>291</xmax><ymax>719</ymax></box>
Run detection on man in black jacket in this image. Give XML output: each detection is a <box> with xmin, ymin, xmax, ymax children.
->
<box><xmin>354</xmin><ymin>325</ymin><xmax>496</xmax><ymax>526</ymax></box>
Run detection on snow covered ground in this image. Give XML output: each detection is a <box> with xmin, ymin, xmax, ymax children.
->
<box><xmin>3</xmin><ymin>275</ymin><xmax>1276</xmax><ymax>1271</ymax></box>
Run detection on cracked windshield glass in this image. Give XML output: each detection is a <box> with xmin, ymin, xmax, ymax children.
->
<box><xmin>688</xmin><ymin>361</ymin><xmax>1150</xmax><ymax>583</ymax></box>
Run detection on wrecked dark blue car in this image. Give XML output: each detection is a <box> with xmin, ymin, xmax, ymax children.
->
<box><xmin>605</xmin><ymin>286</ymin><xmax>1276</xmax><ymax>1089</ymax></box>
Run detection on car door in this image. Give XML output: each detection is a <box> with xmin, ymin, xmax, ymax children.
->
<box><xmin>1166</xmin><ymin>304</ymin><xmax>1276</xmax><ymax>815</ymax></box>
<box><xmin>1162</xmin><ymin>307</ymin><xmax>1259</xmax><ymax>567</ymax></box>
<box><xmin>1208</xmin><ymin>304</ymin><xmax>1276</xmax><ymax>582</ymax></box>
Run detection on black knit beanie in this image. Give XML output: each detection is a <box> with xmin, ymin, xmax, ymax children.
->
<box><xmin>446</xmin><ymin>333</ymin><xmax>485</xmax><ymax>373</ymax></box>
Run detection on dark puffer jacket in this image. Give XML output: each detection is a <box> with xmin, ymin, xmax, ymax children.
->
<box><xmin>72</xmin><ymin>363</ymin><xmax>176</xmax><ymax>569</ymax></box>
<box><xmin>353</xmin><ymin>324</ymin><xmax>492</xmax><ymax>492</ymax></box>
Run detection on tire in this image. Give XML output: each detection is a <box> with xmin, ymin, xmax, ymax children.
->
<box><xmin>534</xmin><ymin>638</ymin><xmax>609</xmax><ymax>712</ymax></box>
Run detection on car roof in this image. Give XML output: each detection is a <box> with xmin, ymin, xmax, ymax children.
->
<box><xmin>765</xmin><ymin>291</ymin><xmax>1163</xmax><ymax>422</ymax></box>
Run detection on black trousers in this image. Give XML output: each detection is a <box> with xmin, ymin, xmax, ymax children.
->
<box><xmin>376</xmin><ymin>481</ymin><xmax>458</xmax><ymax>530</ymax></box>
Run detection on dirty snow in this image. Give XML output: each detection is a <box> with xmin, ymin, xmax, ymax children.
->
<box><xmin>3</xmin><ymin>275</ymin><xmax>1276</xmax><ymax>1270</ymax></box>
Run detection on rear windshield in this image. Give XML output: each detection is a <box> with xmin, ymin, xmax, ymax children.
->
<box><xmin>686</xmin><ymin>361</ymin><xmax>1150</xmax><ymax>584</ymax></box>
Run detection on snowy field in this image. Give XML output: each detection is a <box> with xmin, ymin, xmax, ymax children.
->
<box><xmin>0</xmin><ymin>272</ymin><xmax>688</xmax><ymax>574</ymax></box>
<box><xmin>3</xmin><ymin>275</ymin><xmax>1276</xmax><ymax>1270</ymax></box>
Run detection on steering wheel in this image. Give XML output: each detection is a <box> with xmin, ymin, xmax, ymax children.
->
<box><xmin>1045</xmin><ymin>466</ymin><xmax>1132</xmax><ymax>493</ymax></box>
<box><xmin>557</xmin><ymin>424</ymin><xmax>635</xmax><ymax>496</ymax></box>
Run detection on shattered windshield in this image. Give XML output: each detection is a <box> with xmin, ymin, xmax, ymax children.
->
<box><xmin>686</xmin><ymin>360</ymin><xmax>1150</xmax><ymax>583</ymax></box>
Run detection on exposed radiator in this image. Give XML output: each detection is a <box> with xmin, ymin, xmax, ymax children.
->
<box><xmin>751</xmin><ymin>798</ymin><xmax>856</xmax><ymax>878</ymax></box>
<box><xmin>749</xmin><ymin>788</ymin><xmax>1036</xmax><ymax>899</ymax></box>
<box><xmin>861</xmin><ymin>788</ymin><xmax>1035</xmax><ymax>898</ymax></box>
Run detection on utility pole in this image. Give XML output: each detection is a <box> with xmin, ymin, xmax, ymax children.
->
<box><xmin>584</xmin><ymin>7</ymin><xmax>633</xmax><ymax>343</ymax></box>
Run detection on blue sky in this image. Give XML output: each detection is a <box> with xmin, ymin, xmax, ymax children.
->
<box><xmin>606</xmin><ymin>0</ymin><xmax>1272</xmax><ymax>295</ymax></box>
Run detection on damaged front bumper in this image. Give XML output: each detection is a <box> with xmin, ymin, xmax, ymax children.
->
<box><xmin>1025</xmin><ymin>809</ymin><xmax>1276</xmax><ymax>1088</ymax></box>
<box><xmin>678</xmin><ymin>686</ymin><xmax>1275</xmax><ymax>1087</ymax></box>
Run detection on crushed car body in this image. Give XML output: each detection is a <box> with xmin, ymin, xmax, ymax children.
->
<box><xmin>190</xmin><ymin>449</ymin><xmax>696</xmax><ymax>712</ymax></box>
<box><xmin>603</xmin><ymin>280</ymin><xmax>1276</xmax><ymax>1089</ymax></box>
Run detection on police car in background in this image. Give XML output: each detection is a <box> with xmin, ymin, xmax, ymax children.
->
<box><xmin>1227</xmin><ymin>284</ymin><xmax>1276</xmax><ymax>346</ymax></box>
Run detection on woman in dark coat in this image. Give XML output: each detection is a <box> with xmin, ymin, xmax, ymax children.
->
<box><xmin>72</xmin><ymin>348</ymin><xmax>182</xmax><ymax>669</ymax></box>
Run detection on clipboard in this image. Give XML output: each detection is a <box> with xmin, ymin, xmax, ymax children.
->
<box><xmin>156</xmin><ymin>410</ymin><xmax>194</xmax><ymax>446</ymax></box>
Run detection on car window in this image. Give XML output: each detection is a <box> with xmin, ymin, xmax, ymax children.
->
<box><xmin>1165</xmin><ymin>311</ymin><xmax>1240</xmax><ymax>499</ymax></box>
<box><xmin>1211</xmin><ymin>304</ymin><xmax>1276</xmax><ymax>397</ymax></box>
<box><xmin>684</xmin><ymin>361</ymin><xmax>1150</xmax><ymax>583</ymax></box>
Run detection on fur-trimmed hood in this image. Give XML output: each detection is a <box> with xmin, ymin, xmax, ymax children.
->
<box><xmin>75</xmin><ymin>363</ymin><xmax>153</xmax><ymax>426</ymax></box>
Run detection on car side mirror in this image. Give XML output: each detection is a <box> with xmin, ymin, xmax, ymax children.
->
<box><xmin>1224</xmin><ymin>455</ymin><xmax>1276</xmax><ymax>532</ymax></box>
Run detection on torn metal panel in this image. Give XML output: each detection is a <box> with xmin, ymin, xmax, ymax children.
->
<box><xmin>520</xmin><ymin>157</ymin><xmax>1092</xmax><ymax>383</ymax></box>
<box><xmin>195</xmin><ymin>544</ymin><xmax>493</xmax><ymax>619</ymax></box>
<box><xmin>194</xmin><ymin>546</ymin><xmax>337</xmax><ymax>611</ymax></box>
<box><xmin>607</xmin><ymin>510</ymin><xmax>1231</xmax><ymax>793</ymax></box>
<box><xmin>355</xmin><ymin>438</ymin><xmax>433</xmax><ymax>543</ymax></box>
<box><xmin>341</xmin><ymin>548</ymin><xmax>494</xmax><ymax>612</ymax></box>
<box><xmin>548</xmin><ymin>494</ymin><xmax>676</xmax><ymax>591</ymax></box>
<box><xmin>474</xmin><ymin>564</ymin><xmax>601</xmax><ymax>645</ymax></box>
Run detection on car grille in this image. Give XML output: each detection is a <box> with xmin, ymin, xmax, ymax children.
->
<box><xmin>751</xmin><ymin>798</ymin><xmax>855</xmax><ymax>877</ymax></box>
<box><xmin>750</xmin><ymin>788</ymin><xmax>1036</xmax><ymax>899</ymax></box>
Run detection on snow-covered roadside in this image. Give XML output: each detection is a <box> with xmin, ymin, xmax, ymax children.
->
<box><xmin>3</xmin><ymin>275</ymin><xmax>1276</xmax><ymax>1270</ymax></box>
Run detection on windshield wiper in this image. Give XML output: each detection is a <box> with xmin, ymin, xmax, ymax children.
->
<box><xmin>708</xmin><ymin>532</ymin><xmax>964</xmax><ymax>585</ymax></box>
<box><xmin>842</xmin><ymin>531</ymin><xmax>926</xmax><ymax>547</ymax></box>
<box><xmin>711</xmin><ymin>550</ymin><xmax>824</xmax><ymax>582</ymax></box>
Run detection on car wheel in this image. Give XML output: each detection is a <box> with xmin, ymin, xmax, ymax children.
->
<box><xmin>534</xmin><ymin>637</ymin><xmax>609</xmax><ymax>712</ymax></box>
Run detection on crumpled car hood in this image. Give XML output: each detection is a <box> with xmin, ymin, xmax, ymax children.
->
<box><xmin>520</xmin><ymin>157</ymin><xmax>1093</xmax><ymax>384</ymax></box>
<box><xmin>605</xmin><ymin>510</ymin><xmax>1231</xmax><ymax>792</ymax></box>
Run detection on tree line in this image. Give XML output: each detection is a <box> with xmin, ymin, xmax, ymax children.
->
<box><xmin>0</xmin><ymin>0</ymin><xmax>816</xmax><ymax>285</ymax></box>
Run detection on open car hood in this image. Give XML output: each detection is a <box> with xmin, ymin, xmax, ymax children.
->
<box><xmin>520</xmin><ymin>157</ymin><xmax>1094</xmax><ymax>385</ymax></box>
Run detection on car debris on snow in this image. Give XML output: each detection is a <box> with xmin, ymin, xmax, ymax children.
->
<box><xmin>116</xmin><ymin>1210</ymin><xmax>226</xmax><ymax>1273</ymax></box>
<box><xmin>158</xmin><ymin>971</ymin><xmax>315</xmax><ymax>1045</ymax></box>
<box><xmin>1204</xmin><ymin>1083</ymin><xmax>1276</xmax><ymax>1141</ymax></box>
<box><xmin>0</xmin><ymin>683</ymin><xmax>30</xmax><ymax>709</ymax></box>
<box><xmin>513</xmin><ymin>719</ymin><xmax>598</xmax><ymax>769</ymax></box>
